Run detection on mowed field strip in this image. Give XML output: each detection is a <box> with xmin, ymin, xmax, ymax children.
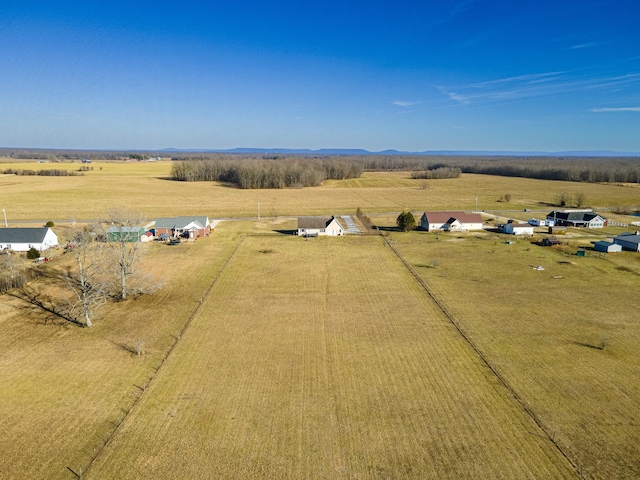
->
<box><xmin>86</xmin><ymin>235</ymin><xmax>576</xmax><ymax>479</ymax></box>
<box><xmin>392</xmin><ymin>231</ymin><xmax>640</xmax><ymax>479</ymax></box>
<box><xmin>0</xmin><ymin>224</ymin><xmax>245</xmax><ymax>479</ymax></box>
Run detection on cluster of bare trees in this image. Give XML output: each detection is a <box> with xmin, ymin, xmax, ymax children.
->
<box><xmin>411</xmin><ymin>166</ymin><xmax>461</xmax><ymax>179</ymax></box>
<box><xmin>171</xmin><ymin>158</ymin><xmax>362</xmax><ymax>188</ymax></box>
<box><xmin>1</xmin><ymin>168</ymin><xmax>81</xmax><ymax>176</ymax></box>
<box><xmin>61</xmin><ymin>210</ymin><xmax>159</xmax><ymax>327</ymax></box>
<box><xmin>3</xmin><ymin>210</ymin><xmax>159</xmax><ymax>328</ymax></box>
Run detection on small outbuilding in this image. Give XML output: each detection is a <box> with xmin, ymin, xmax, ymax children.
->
<box><xmin>107</xmin><ymin>226</ymin><xmax>147</xmax><ymax>242</ymax></box>
<box><xmin>504</xmin><ymin>223</ymin><xmax>534</xmax><ymax>235</ymax></box>
<box><xmin>593</xmin><ymin>240</ymin><xmax>622</xmax><ymax>253</ymax></box>
<box><xmin>542</xmin><ymin>238</ymin><xmax>562</xmax><ymax>247</ymax></box>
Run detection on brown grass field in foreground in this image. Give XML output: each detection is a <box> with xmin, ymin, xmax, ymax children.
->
<box><xmin>84</xmin><ymin>234</ymin><xmax>576</xmax><ymax>479</ymax></box>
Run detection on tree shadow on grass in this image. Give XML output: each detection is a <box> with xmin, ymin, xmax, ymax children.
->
<box><xmin>8</xmin><ymin>278</ymin><xmax>83</xmax><ymax>327</ymax></box>
<box><xmin>375</xmin><ymin>226</ymin><xmax>403</xmax><ymax>232</ymax></box>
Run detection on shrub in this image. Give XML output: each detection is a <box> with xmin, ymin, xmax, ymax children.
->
<box><xmin>26</xmin><ymin>247</ymin><xmax>40</xmax><ymax>260</ymax></box>
<box><xmin>45</xmin><ymin>221</ymin><xmax>55</xmax><ymax>227</ymax></box>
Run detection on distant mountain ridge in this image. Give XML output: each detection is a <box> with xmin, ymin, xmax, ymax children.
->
<box><xmin>160</xmin><ymin>147</ymin><xmax>639</xmax><ymax>157</ymax></box>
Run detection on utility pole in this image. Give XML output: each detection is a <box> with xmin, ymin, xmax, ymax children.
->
<box><xmin>2</xmin><ymin>208</ymin><xmax>7</xmax><ymax>227</ymax></box>
<box><xmin>258</xmin><ymin>202</ymin><xmax>260</xmax><ymax>220</ymax></box>
<box><xmin>475</xmin><ymin>197</ymin><xmax>478</xmax><ymax>212</ymax></box>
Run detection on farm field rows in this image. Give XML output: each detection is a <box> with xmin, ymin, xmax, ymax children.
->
<box><xmin>0</xmin><ymin>223</ymin><xmax>247</xmax><ymax>479</ymax></box>
<box><xmin>85</xmin><ymin>234</ymin><xmax>575</xmax><ymax>479</ymax></box>
<box><xmin>1</xmin><ymin>161</ymin><xmax>639</xmax><ymax>220</ymax></box>
<box><xmin>391</xmin><ymin>231</ymin><xmax>640</xmax><ymax>479</ymax></box>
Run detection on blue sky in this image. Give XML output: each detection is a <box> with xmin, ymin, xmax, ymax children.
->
<box><xmin>1</xmin><ymin>1</ymin><xmax>639</xmax><ymax>152</ymax></box>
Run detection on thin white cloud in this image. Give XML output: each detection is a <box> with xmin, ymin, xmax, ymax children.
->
<box><xmin>590</xmin><ymin>107</ymin><xmax>640</xmax><ymax>112</ymax></box>
<box><xmin>569</xmin><ymin>42</ymin><xmax>600</xmax><ymax>50</ymax></box>
<box><xmin>446</xmin><ymin>92</ymin><xmax>470</xmax><ymax>105</ymax></box>
<box><xmin>437</xmin><ymin>70</ymin><xmax>640</xmax><ymax>106</ymax></box>
<box><xmin>392</xmin><ymin>100</ymin><xmax>420</xmax><ymax>107</ymax></box>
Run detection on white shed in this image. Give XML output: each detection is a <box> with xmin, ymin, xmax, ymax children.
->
<box><xmin>504</xmin><ymin>223</ymin><xmax>534</xmax><ymax>235</ymax></box>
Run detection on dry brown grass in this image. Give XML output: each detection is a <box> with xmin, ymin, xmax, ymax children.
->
<box><xmin>84</xmin><ymin>235</ymin><xmax>575</xmax><ymax>479</ymax></box>
<box><xmin>1</xmin><ymin>161</ymin><xmax>638</xmax><ymax>221</ymax></box>
<box><xmin>0</xmin><ymin>222</ymin><xmax>246</xmax><ymax>479</ymax></box>
<box><xmin>391</xmin><ymin>229</ymin><xmax>640</xmax><ymax>479</ymax></box>
<box><xmin>2</xmin><ymin>163</ymin><xmax>639</xmax><ymax>478</ymax></box>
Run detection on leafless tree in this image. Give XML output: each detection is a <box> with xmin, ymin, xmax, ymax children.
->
<box><xmin>556</xmin><ymin>191</ymin><xmax>571</xmax><ymax>207</ymax></box>
<box><xmin>63</xmin><ymin>227</ymin><xmax>108</xmax><ymax>327</ymax></box>
<box><xmin>103</xmin><ymin>209</ymin><xmax>157</xmax><ymax>300</ymax></box>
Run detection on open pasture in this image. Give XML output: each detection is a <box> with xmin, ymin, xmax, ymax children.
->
<box><xmin>391</xmin><ymin>230</ymin><xmax>640</xmax><ymax>479</ymax></box>
<box><xmin>0</xmin><ymin>222</ymin><xmax>248</xmax><ymax>479</ymax></box>
<box><xmin>1</xmin><ymin>160</ymin><xmax>639</xmax><ymax>221</ymax></box>
<box><xmin>85</xmin><ymin>234</ymin><xmax>575</xmax><ymax>479</ymax></box>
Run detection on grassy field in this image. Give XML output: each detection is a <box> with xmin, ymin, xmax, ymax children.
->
<box><xmin>389</xmin><ymin>229</ymin><xmax>640</xmax><ymax>479</ymax></box>
<box><xmin>0</xmin><ymin>222</ymin><xmax>248</xmax><ymax>479</ymax></box>
<box><xmin>2</xmin><ymin>166</ymin><xmax>640</xmax><ymax>479</ymax></box>
<box><xmin>1</xmin><ymin>160</ymin><xmax>639</xmax><ymax>221</ymax></box>
<box><xmin>85</xmin><ymin>234</ymin><xmax>575</xmax><ymax>479</ymax></box>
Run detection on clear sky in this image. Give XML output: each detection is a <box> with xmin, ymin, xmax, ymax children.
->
<box><xmin>1</xmin><ymin>1</ymin><xmax>639</xmax><ymax>152</ymax></box>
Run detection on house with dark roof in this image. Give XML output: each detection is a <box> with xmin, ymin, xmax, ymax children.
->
<box><xmin>0</xmin><ymin>227</ymin><xmax>59</xmax><ymax>252</ymax></box>
<box><xmin>420</xmin><ymin>211</ymin><xmax>484</xmax><ymax>232</ymax></box>
<box><xmin>546</xmin><ymin>210</ymin><xmax>607</xmax><ymax>228</ymax></box>
<box><xmin>613</xmin><ymin>232</ymin><xmax>640</xmax><ymax>252</ymax></box>
<box><xmin>154</xmin><ymin>216</ymin><xmax>211</xmax><ymax>239</ymax></box>
<box><xmin>297</xmin><ymin>216</ymin><xmax>343</xmax><ymax>237</ymax></box>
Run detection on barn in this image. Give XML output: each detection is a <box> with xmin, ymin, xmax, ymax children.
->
<box><xmin>593</xmin><ymin>241</ymin><xmax>622</xmax><ymax>253</ymax></box>
<box><xmin>613</xmin><ymin>232</ymin><xmax>640</xmax><ymax>252</ymax></box>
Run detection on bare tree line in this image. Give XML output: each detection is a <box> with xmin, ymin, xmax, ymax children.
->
<box><xmin>1</xmin><ymin>168</ymin><xmax>82</xmax><ymax>176</ymax></box>
<box><xmin>171</xmin><ymin>157</ymin><xmax>362</xmax><ymax>188</ymax></box>
<box><xmin>171</xmin><ymin>154</ymin><xmax>640</xmax><ymax>187</ymax></box>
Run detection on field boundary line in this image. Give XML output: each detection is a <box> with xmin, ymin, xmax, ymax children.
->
<box><xmin>75</xmin><ymin>234</ymin><xmax>248</xmax><ymax>479</ymax></box>
<box><xmin>382</xmin><ymin>236</ymin><xmax>584</xmax><ymax>479</ymax></box>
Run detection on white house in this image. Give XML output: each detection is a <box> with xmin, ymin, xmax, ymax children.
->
<box><xmin>420</xmin><ymin>211</ymin><xmax>484</xmax><ymax>232</ymax></box>
<box><xmin>0</xmin><ymin>227</ymin><xmax>59</xmax><ymax>252</ymax></box>
<box><xmin>297</xmin><ymin>216</ymin><xmax>344</xmax><ymax>237</ymax></box>
<box><xmin>546</xmin><ymin>210</ymin><xmax>607</xmax><ymax>228</ymax></box>
<box><xmin>504</xmin><ymin>223</ymin><xmax>534</xmax><ymax>235</ymax></box>
<box><xmin>613</xmin><ymin>232</ymin><xmax>640</xmax><ymax>252</ymax></box>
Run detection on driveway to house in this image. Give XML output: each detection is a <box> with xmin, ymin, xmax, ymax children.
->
<box><xmin>340</xmin><ymin>215</ymin><xmax>361</xmax><ymax>234</ymax></box>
